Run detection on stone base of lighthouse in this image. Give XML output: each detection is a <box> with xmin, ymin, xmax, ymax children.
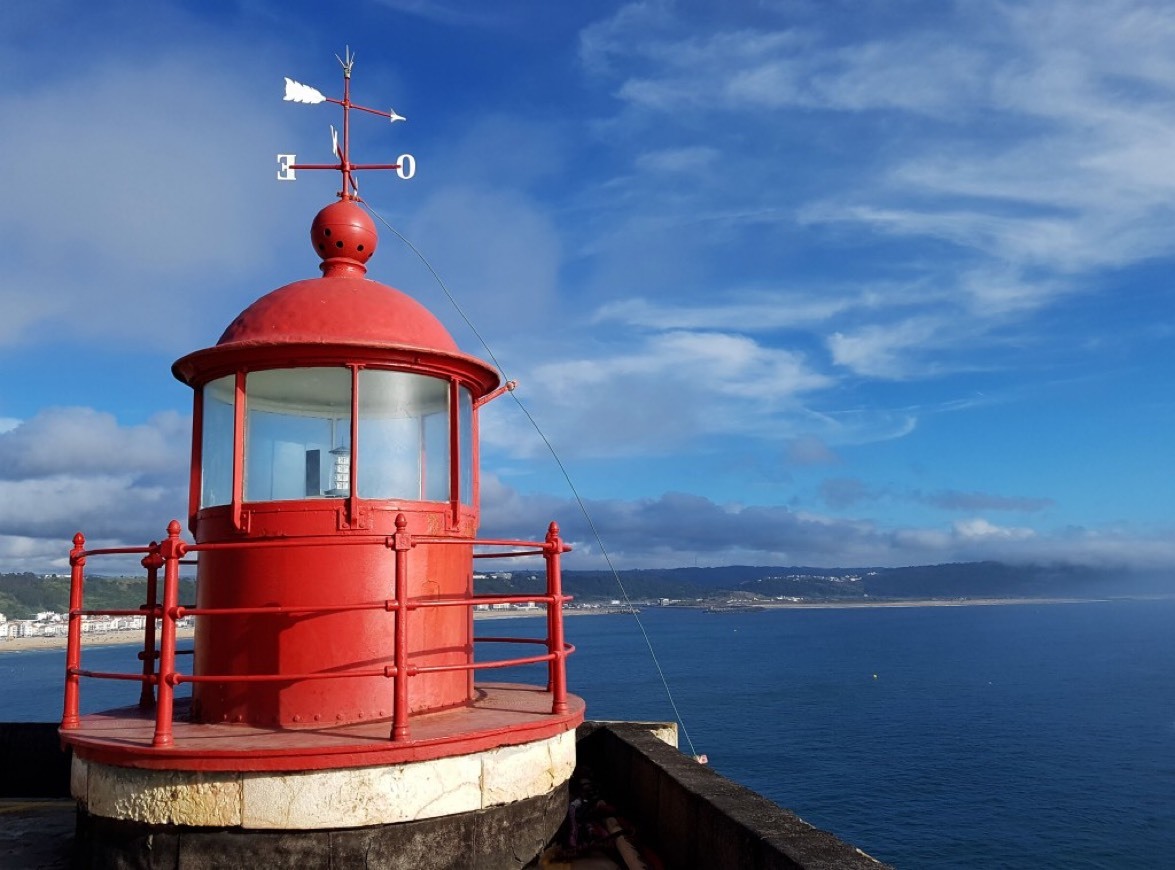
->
<box><xmin>63</xmin><ymin>686</ymin><xmax>584</xmax><ymax>868</ymax></box>
<box><xmin>71</xmin><ymin>730</ymin><xmax>575</xmax><ymax>868</ymax></box>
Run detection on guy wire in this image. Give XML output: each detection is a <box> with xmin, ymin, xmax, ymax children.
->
<box><xmin>365</xmin><ymin>203</ymin><xmax>701</xmax><ymax>759</ymax></box>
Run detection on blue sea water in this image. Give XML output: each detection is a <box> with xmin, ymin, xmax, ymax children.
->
<box><xmin>3</xmin><ymin>599</ymin><xmax>1173</xmax><ymax>868</ymax></box>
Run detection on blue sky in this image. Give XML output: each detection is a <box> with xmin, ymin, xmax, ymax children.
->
<box><xmin>0</xmin><ymin>0</ymin><xmax>1172</xmax><ymax>573</ymax></box>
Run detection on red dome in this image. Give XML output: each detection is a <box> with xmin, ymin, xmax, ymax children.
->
<box><xmin>216</xmin><ymin>275</ymin><xmax>459</xmax><ymax>352</ymax></box>
<box><xmin>172</xmin><ymin>198</ymin><xmax>497</xmax><ymax>396</ymax></box>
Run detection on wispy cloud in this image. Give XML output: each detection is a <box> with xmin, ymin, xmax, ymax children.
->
<box><xmin>786</xmin><ymin>435</ymin><xmax>839</xmax><ymax>467</ymax></box>
<box><xmin>920</xmin><ymin>490</ymin><xmax>1055</xmax><ymax>513</ymax></box>
<box><xmin>580</xmin><ymin>0</ymin><xmax>1175</xmax><ymax>382</ymax></box>
<box><xmin>483</xmin><ymin>329</ymin><xmax>831</xmax><ymax>458</ymax></box>
<box><xmin>634</xmin><ymin>146</ymin><xmax>720</xmax><ymax>174</ymax></box>
<box><xmin>594</xmin><ymin>290</ymin><xmax>864</xmax><ymax>332</ymax></box>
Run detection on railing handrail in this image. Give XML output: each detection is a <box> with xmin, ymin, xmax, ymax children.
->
<box><xmin>60</xmin><ymin>516</ymin><xmax>573</xmax><ymax>745</ymax></box>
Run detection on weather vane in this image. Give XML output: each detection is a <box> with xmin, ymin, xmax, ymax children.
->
<box><xmin>276</xmin><ymin>47</ymin><xmax>415</xmax><ymax>200</ymax></box>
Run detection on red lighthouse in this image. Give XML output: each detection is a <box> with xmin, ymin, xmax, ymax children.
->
<box><xmin>174</xmin><ymin>197</ymin><xmax>501</xmax><ymax>731</ymax></box>
<box><xmin>60</xmin><ymin>55</ymin><xmax>583</xmax><ymax>867</ymax></box>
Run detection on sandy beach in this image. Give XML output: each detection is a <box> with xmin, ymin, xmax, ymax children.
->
<box><xmin>0</xmin><ymin>626</ymin><xmax>196</xmax><ymax>653</ymax></box>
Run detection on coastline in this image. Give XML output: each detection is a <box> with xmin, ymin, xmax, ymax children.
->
<box><xmin>0</xmin><ymin>607</ymin><xmax>635</xmax><ymax>654</ymax></box>
<box><xmin>726</xmin><ymin>596</ymin><xmax>1115</xmax><ymax>611</ymax></box>
<box><xmin>3</xmin><ymin>596</ymin><xmax>1155</xmax><ymax>653</ymax></box>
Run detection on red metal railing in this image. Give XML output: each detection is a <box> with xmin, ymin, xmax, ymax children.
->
<box><xmin>60</xmin><ymin>515</ymin><xmax>574</xmax><ymax>747</ymax></box>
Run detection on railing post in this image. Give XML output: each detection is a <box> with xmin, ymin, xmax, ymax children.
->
<box><xmin>138</xmin><ymin>544</ymin><xmax>163</xmax><ymax>710</ymax></box>
<box><xmin>390</xmin><ymin>514</ymin><xmax>413</xmax><ymax>741</ymax></box>
<box><xmin>61</xmin><ymin>533</ymin><xmax>87</xmax><ymax>730</ymax></box>
<box><xmin>152</xmin><ymin>521</ymin><xmax>187</xmax><ymax>748</ymax></box>
<box><xmin>545</xmin><ymin>522</ymin><xmax>569</xmax><ymax>714</ymax></box>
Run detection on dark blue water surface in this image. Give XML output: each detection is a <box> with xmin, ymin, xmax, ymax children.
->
<box><xmin>4</xmin><ymin>600</ymin><xmax>1173</xmax><ymax>868</ymax></box>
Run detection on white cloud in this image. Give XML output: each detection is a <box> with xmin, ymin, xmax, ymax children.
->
<box><xmin>952</xmin><ymin>518</ymin><xmax>1036</xmax><ymax>542</ymax></box>
<box><xmin>0</xmin><ymin>408</ymin><xmax>189</xmax><ymax>559</ymax></box>
<box><xmin>0</xmin><ymin>474</ymin><xmax>178</xmax><ymax>541</ymax></box>
<box><xmin>0</xmin><ymin>535</ymin><xmax>74</xmax><ymax>574</ymax></box>
<box><xmin>827</xmin><ymin>317</ymin><xmax>947</xmax><ymax>379</ymax></box>
<box><xmin>483</xmin><ymin>329</ymin><xmax>831</xmax><ymax>458</ymax></box>
<box><xmin>578</xmin><ymin>0</ymin><xmax>1175</xmax><ymax>390</ymax></box>
<box><xmin>796</xmin><ymin>3</ymin><xmax>1175</xmax><ymax>274</ymax></box>
<box><xmin>584</xmin><ymin>6</ymin><xmax>987</xmax><ymax>117</ymax></box>
<box><xmin>0</xmin><ymin>408</ymin><xmax>188</xmax><ymax>480</ymax></box>
<box><xmin>0</xmin><ymin>1</ymin><xmax>1167</xmax><ymax>576</ymax></box>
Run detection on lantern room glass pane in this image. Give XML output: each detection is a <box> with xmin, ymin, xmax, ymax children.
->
<box><xmin>458</xmin><ymin>387</ymin><xmax>473</xmax><ymax>505</ymax></box>
<box><xmin>245</xmin><ymin>368</ymin><xmax>352</xmax><ymax>502</ymax></box>
<box><xmin>200</xmin><ymin>376</ymin><xmax>235</xmax><ymax>508</ymax></box>
<box><xmin>357</xmin><ymin>370</ymin><xmax>450</xmax><ymax>501</ymax></box>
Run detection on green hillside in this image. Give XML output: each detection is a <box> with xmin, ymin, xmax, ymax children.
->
<box><xmin>0</xmin><ymin>574</ymin><xmax>197</xmax><ymax>621</ymax></box>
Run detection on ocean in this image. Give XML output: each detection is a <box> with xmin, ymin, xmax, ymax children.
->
<box><xmin>3</xmin><ymin>599</ymin><xmax>1173</xmax><ymax>868</ymax></box>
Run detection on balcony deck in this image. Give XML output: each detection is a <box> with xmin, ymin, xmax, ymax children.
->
<box><xmin>62</xmin><ymin>683</ymin><xmax>584</xmax><ymax>771</ymax></box>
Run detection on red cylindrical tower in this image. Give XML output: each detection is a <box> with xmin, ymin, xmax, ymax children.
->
<box><xmin>172</xmin><ymin>200</ymin><xmax>498</xmax><ymax>727</ymax></box>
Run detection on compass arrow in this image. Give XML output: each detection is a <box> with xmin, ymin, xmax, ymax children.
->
<box><xmin>283</xmin><ymin>77</ymin><xmax>326</xmax><ymax>104</ymax></box>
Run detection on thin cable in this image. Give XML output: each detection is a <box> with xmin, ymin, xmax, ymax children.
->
<box><xmin>366</xmin><ymin>203</ymin><xmax>701</xmax><ymax>759</ymax></box>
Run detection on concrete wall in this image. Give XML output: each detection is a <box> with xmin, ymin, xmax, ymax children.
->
<box><xmin>576</xmin><ymin>723</ymin><xmax>890</xmax><ymax>870</ymax></box>
<box><xmin>4</xmin><ymin>721</ymin><xmax>891</xmax><ymax>869</ymax></box>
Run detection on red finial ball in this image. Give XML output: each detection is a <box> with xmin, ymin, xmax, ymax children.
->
<box><xmin>311</xmin><ymin>200</ymin><xmax>378</xmax><ymax>275</ymax></box>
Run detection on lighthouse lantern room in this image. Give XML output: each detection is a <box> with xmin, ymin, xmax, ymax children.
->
<box><xmin>59</xmin><ymin>53</ymin><xmax>583</xmax><ymax>867</ymax></box>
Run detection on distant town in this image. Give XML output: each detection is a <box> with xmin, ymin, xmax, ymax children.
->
<box><xmin>0</xmin><ymin>572</ymin><xmax>632</xmax><ymax>641</ymax></box>
<box><xmin>1</xmin><ymin>610</ymin><xmax>198</xmax><ymax>641</ymax></box>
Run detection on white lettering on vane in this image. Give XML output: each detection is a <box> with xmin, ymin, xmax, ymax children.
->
<box><xmin>276</xmin><ymin>154</ymin><xmax>297</xmax><ymax>181</ymax></box>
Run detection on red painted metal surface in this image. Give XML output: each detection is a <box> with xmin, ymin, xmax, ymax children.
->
<box><xmin>165</xmin><ymin>200</ymin><xmax>499</xmax><ymax>735</ymax></box>
<box><xmin>152</xmin><ymin>522</ymin><xmax>186</xmax><ymax>747</ymax></box>
<box><xmin>225</xmin><ymin>270</ymin><xmax>460</xmax><ymax>350</ymax></box>
<box><xmin>138</xmin><ymin>548</ymin><xmax>163</xmax><ymax>710</ymax></box>
<box><xmin>63</xmin><ymin>686</ymin><xmax>584</xmax><ymax>772</ymax></box>
<box><xmin>196</xmin><ymin>275</ymin><xmax>464</xmax><ymax>356</ymax></box>
<box><xmin>59</xmin><ymin>54</ymin><xmax>581</xmax><ymax>775</ymax></box>
<box><xmin>59</xmin><ymin>516</ymin><xmax>576</xmax><ymax>755</ymax></box>
<box><xmin>60</xmin><ymin>533</ymin><xmax>86</xmax><ymax>731</ymax></box>
<box><xmin>311</xmin><ymin>199</ymin><xmax>377</xmax><ymax>272</ymax></box>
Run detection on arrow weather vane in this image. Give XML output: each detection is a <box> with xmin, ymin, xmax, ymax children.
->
<box><xmin>276</xmin><ymin>47</ymin><xmax>415</xmax><ymax>199</ymax></box>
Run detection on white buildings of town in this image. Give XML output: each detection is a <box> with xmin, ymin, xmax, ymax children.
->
<box><xmin>470</xmin><ymin>572</ymin><xmax>540</xmax><ymax>613</ymax></box>
<box><xmin>1</xmin><ymin>611</ymin><xmax>196</xmax><ymax>641</ymax></box>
